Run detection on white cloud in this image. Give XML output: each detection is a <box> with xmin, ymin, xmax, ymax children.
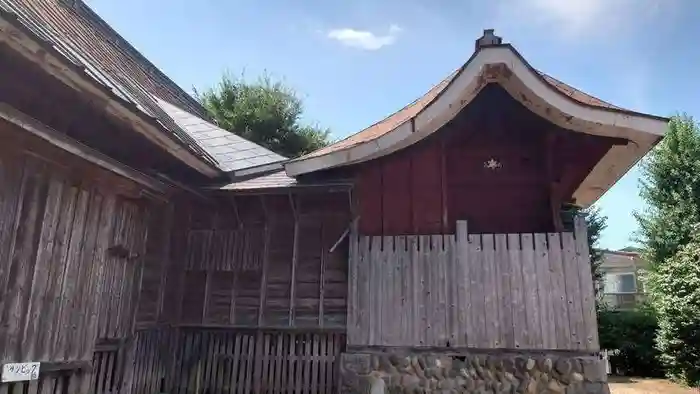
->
<box><xmin>327</xmin><ymin>24</ymin><xmax>402</xmax><ymax>51</ymax></box>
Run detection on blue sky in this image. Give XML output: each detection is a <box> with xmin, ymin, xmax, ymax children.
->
<box><xmin>89</xmin><ymin>0</ymin><xmax>698</xmax><ymax>250</ymax></box>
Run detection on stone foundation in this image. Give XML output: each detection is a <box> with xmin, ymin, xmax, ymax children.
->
<box><xmin>339</xmin><ymin>349</ymin><xmax>609</xmax><ymax>393</ymax></box>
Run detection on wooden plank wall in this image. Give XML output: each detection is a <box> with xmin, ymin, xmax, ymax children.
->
<box><xmin>0</xmin><ymin>123</ymin><xmax>172</xmax><ymax>394</ymax></box>
<box><xmin>347</xmin><ymin>219</ymin><xmax>599</xmax><ymax>351</ymax></box>
<box><xmin>175</xmin><ymin>193</ymin><xmax>351</xmax><ymax>330</ymax></box>
<box><xmin>131</xmin><ymin>327</ymin><xmax>345</xmax><ymax>394</ymax></box>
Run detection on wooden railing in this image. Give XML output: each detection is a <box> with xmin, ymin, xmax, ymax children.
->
<box><xmin>347</xmin><ymin>218</ymin><xmax>599</xmax><ymax>351</ymax></box>
<box><xmin>125</xmin><ymin>327</ymin><xmax>345</xmax><ymax>394</ymax></box>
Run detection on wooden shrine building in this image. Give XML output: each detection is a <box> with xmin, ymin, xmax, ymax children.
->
<box><xmin>0</xmin><ymin>1</ymin><xmax>668</xmax><ymax>393</ymax></box>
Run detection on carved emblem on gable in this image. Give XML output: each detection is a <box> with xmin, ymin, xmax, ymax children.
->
<box><xmin>484</xmin><ymin>158</ymin><xmax>502</xmax><ymax>170</ymax></box>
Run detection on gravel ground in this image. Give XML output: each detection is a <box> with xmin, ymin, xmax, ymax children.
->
<box><xmin>608</xmin><ymin>377</ymin><xmax>699</xmax><ymax>394</ymax></box>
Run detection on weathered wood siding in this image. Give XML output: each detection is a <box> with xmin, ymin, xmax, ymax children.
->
<box><xmin>0</xmin><ymin>121</ymin><xmax>174</xmax><ymax>393</ymax></box>
<box><xmin>173</xmin><ymin>193</ymin><xmax>351</xmax><ymax>329</ymax></box>
<box><xmin>347</xmin><ymin>218</ymin><xmax>599</xmax><ymax>351</ymax></box>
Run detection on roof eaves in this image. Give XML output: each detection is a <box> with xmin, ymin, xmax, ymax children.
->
<box><xmin>0</xmin><ymin>6</ymin><xmax>221</xmax><ymax>176</ymax></box>
<box><xmin>290</xmin><ymin>43</ymin><xmax>669</xmax><ymax>168</ymax></box>
<box><xmin>62</xmin><ymin>0</ymin><xmax>208</xmax><ymax>119</ymax></box>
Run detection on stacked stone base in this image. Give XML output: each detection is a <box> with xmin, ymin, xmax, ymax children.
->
<box><xmin>339</xmin><ymin>349</ymin><xmax>609</xmax><ymax>393</ymax></box>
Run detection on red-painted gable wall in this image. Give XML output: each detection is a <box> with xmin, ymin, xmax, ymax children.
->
<box><xmin>354</xmin><ymin>84</ymin><xmax>617</xmax><ymax>236</ymax></box>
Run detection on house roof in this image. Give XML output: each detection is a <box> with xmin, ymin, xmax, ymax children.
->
<box><xmin>155</xmin><ymin>98</ymin><xmax>286</xmax><ymax>173</ymax></box>
<box><xmin>285</xmin><ymin>30</ymin><xmax>669</xmax><ymax>206</ymax></box>
<box><xmin>0</xmin><ymin>0</ymin><xmax>288</xmax><ymax>178</ymax></box>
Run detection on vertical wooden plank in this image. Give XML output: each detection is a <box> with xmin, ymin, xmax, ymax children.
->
<box><xmin>21</xmin><ymin>178</ymin><xmax>63</xmax><ymax>361</ymax></box>
<box><xmin>455</xmin><ymin>222</ymin><xmax>470</xmax><ymax>348</ymax></box>
<box><xmin>382</xmin><ymin>236</ymin><xmax>394</xmax><ymax>345</ymax></box>
<box><xmin>481</xmin><ymin>234</ymin><xmax>499</xmax><ymax>348</ymax></box>
<box><xmin>311</xmin><ymin>334</ymin><xmax>320</xmax><ymax>393</ymax></box>
<box><xmin>229</xmin><ymin>273</ymin><xmax>238</xmax><ymax>326</ymax></box>
<box><xmin>393</xmin><ymin>236</ymin><xmax>402</xmax><ymax>346</ymax></box>
<box><xmin>244</xmin><ymin>335</ymin><xmax>255</xmax><ymax>394</ymax></box>
<box><xmin>467</xmin><ymin>234</ymin><xmax>484</xmax><ymax>348</ymax></box>
<box><xmin>444</xmin><ymin>235</ymin><xmax>454</xmax><ymax>347</ymax></box>
<box><xmin>34</xmin><ymin>184</ymin><xmax>75</xmax><ymax>361</ymax></box>
<box><xmin>258</xmin><ymin>225</ymin><xmax>271</xmax><ymax>326</ymax></box>
<box><xmin>294</xmin><ymin>333</ymin><xmax>303</xmax><ymax>394</ymax></box>
<box><xmin>289</xmin><ymin>220</ymin><xmax>299</xmax><ymax>326</ymax></box>
<box><xmin>235</xmin><ymin>333</ymin><xmax>247</xmax><ymax>394</ymax></box>
<box><xmin>408</xmin><ymin>236</ymin><xmax>420</xmax><ymax>346</ymax></box>
<box><xmin>319</xmin><ymin>225</ymin><xmax>327</xmax><ymax>328</ymax></box>
<box><xmin>520</xmin><ymin>233</ymin><xmax>540</xmax><ymax>349</ymax></box>
<box><xmin>369</xmin><ymin>236</ymin><xmax>382</xmax><ymax>346</ymax></box>
<box><xmin>508</xmin><ymin>234</ymin><xmax>527</xmax><ymax>349</ymax></box>
<box><xmin>262</xmin><ymin>333</ymin><xmax>274</xmax><ymax>392</ymax></box>
<box><xmin>319</xmin><ymin>334</ymin><xmax>327</xmax><ymax>394</ymax></box>
<box><xmin>358</xmin><ymin>236</ymin><xmax>370</xmax><ymax>346</ymax></box>
<box><xmin>444</xmin><ymin>234</ymin><xmax>458</xmax><ymax>347</ymax></box>
<box><xmin>547</xmin><ymin>233</ymin><xmax>570</xmax><ymax>349</ymax></box>
<box><xmin>396</xmin><ymin>236</ymin><xmax>408</xmax><ymax>346</ymax></box>
<box><xmin>419</xmin><ymin>235</ymin><xmax>430</xmax><ymax>346</ymax></box>
<box><xmin>97</xmin><ymin>200</ymin><xmax>123</xmax><ymax>339</ymax></box>
<box><xmin>0</xmin><ymin>157</ymin><xmax>28</xmax><ymax>364</ymax></box>
<box><xmin>82</xmin><ymin>195</ymin><xmax>116</xmax><ymax>361</ymax></box>
<box><xmin>54</xmin><ymin>188</ymin><xmax>91</xmax><ymax>360</ymax></box>
<box><xmin>286</xmin><ymin>333</ymin><xmax>295</xmax><ymax>394</ymax></box>
<box><xmin>303</xmin><ymin>333</ymin><xmax>312</xmax><ymax>394</ymax></box>
<box><xmin>68</xmin><ymin>192</ymin><xmax>103</xmax><ymax>362</ymax></box>
<box><xmin>5</xmin><ymin>166</ymin><xmax>49</xmax><ymax>363</ymax></box>
<box><xmin>205</xmin><ymin>332</ymin><xmax>218</xmax><ymax>393</ymax></box>
<box><xmin>346</xmin><ymin>231</ymin><xmax>358</xmax><ymax>344</ymax></box>
<box><xmin>496</xmin><ymin>234</ymin><xmax>514</xmax><ymax>349</ymax></box>
<box><xmin>562</xmin><ymin>232</ymin><xmax>585</xmax><ymax>350</ymax></box>
<box><xmin>230</xmin><ymin>333</ymin><xmax>242</xmax><ymax>394</ymax></box>
<box><xmin>433</xmin><ymin>235</ymin><xmax>447</xmax><ymax>347</ymax></box>
<box><xmin>426</xmin><ymin>236</ymin><xmax>436</xmax><ymax>346</ymax></box>
<box><xmin>273</xmin><ymin>333</ymin><xmax>284</xmax><ymax>394</ymax></box>
<box><xmin>537</xmin><ymin>233</ymin><xmax>556</xmax><ymax>349</ymax></box>
<box><xmin>177</xmin><ymin>331</ymin><xmax>192</xmax><ymax>393</ymax></box>
<box><xmin>575</xmin><ymin>216</ymin><xmax>599</xmax><ymax>351</ymax></box>
<box><xmin>325</xmin><ymin>334</ymin><xmax>335</xmax><ymax>393</ymax></box>
<box><xmin>214</xmin><ymin>332</ymin><xmax>226</xmax><ymax>394</ymax></box>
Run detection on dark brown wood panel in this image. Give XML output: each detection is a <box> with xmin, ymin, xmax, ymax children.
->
<box><xmin>171</xmin><ymin>192</ymin><xmax>351</xmax><ymax>329</ymax></box>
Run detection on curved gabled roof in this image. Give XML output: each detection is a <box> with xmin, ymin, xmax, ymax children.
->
<box><xmin>285</xmin><ymin>31</ymin><xmax>668</xmax><ymax>206</ymax></box>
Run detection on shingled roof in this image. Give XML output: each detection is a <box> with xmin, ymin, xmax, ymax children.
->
<box><xmin>0</xmin><ymin>0</ymin><xmax>288</xmax><ymax>177</ymax></box>
<box><xmin>294</xmin><ymin>57</ymin><xmax>651</xmax><ymax>162</ymax></box>
<box><xmin>284</xmin><ymin>30</ymin><xmax>668</xmax><ymax>206</ymax></box>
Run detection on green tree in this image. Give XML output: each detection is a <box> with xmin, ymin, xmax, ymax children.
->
<box><xmin>644</xmin><ymin>229</ymin><xmax>700</xmax><ymax>386</ymax></box>
<box><xmin>636</xmin><ymin>115</ymin><xmax>700</xmax><ymax>267</ymax></box>
<box><xmin>635</xmin><ymin>115</ymin><xmax>700</xmax><ymax>385</ymax></box>
<box><xmin>197</xmin><ymin>73</ymin><xmax>331</xmax><ymax>158</ymax></box>
<box><xmin>564</xmin><ymin>204</ymin><xmax>608</xmax><ymax>297</ymax></box>
<box><xmin>583</xmin><ymin>205</ymin><xmax>608</xmax><ymax>294</ymax></box>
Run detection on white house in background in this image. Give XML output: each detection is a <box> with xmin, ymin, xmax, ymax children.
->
<box><xmin>599</xmin><ymin>249</ymin><xmax>648</xmax><ymax>309</ymax></box>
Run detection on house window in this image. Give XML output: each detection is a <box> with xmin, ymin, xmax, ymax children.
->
<box><xmin>604</xmin><ymin>273</ymin><xmax>637</xmax><ymax>294</ymax></box>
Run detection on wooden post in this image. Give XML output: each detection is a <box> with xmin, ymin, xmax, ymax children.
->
<box><xmin>288</xmin><ymin>193</ymin><xmax>299</xmax><ymax>326</ymax></box>
<box><xmin>258</xmin><ymin>196</ymin><xmax>271</xmax><ymax>326</ymax></box>
<box><xmin>318</xmin><ymin>223</ymin><xmax>326</xmax><ymax>328</ymax></box>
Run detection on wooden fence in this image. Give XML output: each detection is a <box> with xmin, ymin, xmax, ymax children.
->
<box><xmin>131</xmin><ymin>328</ymin><xmax>346</xmax><ymax>394</ymax></box>
<box><xmin>347</xmin><ymin>218</ymin><xmax>599</xmax><ymax>351</ymax></box>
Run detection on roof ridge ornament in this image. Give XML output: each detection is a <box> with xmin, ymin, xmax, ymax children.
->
<box><xmin>475</xmin><ymin>29</ymin><xmax>503</xmax><ymax>51</ymax></box>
